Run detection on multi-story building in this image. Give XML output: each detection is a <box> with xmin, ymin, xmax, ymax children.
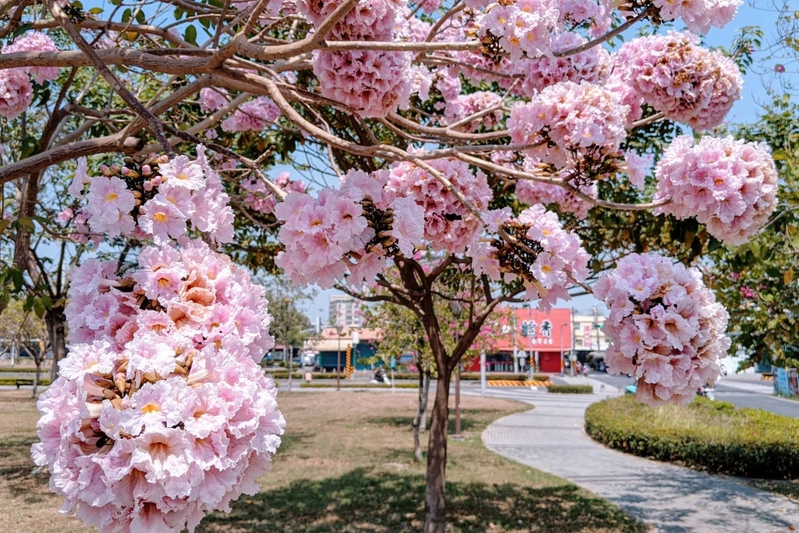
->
<box><xmin>572</xmin><ymin>309</ymin><xmax>609</xmax><ymax>353</ymax></box>
<box><xmin>328</xmin><ymin>294</ymin><xmax>362</xmax><ymax>327</ymax></box>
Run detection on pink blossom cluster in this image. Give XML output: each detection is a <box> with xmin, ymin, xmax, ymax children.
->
<box><xmin>0</xmin><ymin>31</ymin><xmax>60</xmax><ymax>119</ymax></box>
<box><xmin>513</xmin><ymin>32</ymin><xmax>610</xmax><ymax>97</ymax></box>
<box><xmin>653</xmin><ymin>135</ymin><xmax>778</xmax><ymax>245</ymax></box>
<box><xmin>298</xmin><ymin>0</ymin><xmax>401</xmax><ymax>40</ymax></box>
<box><xmin>508</xmin><ymin>81</ymin><xmax>627</xmax><ymax>168</ymax></box>
<box><xmin>477</xmin><ymin>0</ymin><xmax>559</xmax><ymax>60</ymax></box>
<box><xmin>274</xmin><ymin>171</ymin><xmax>392</xmax><ymax>288</ymax></box>
<box><xmin>740</xmin><ymin>285</ymin><xmax>757</xmax><ymax>299</ymax></box>
<box><xmin>0</xmin><ymin>69</ymin><xmax>35</xmax><ymax>120</ymax></box>
<box><xmin>595</xmin><ymin>253</ymin><xmax>730</xmax><ymax>405</ymax></box>
<box><xmin>502</xmin><ymin>205</ymin><xmax>590</xmax><ymax>310</ymax></box>
<box><xmin>558</xmin><ymin>0</ymin><xmax>612</xmax><ymax>37</ymax></box>
<box><xmin>34</xmin><ymin>239</ymin><xmax>285</xmax><ymax>532</ymax></box>
<box><xmin>379</xmin><ymin>157</ymin><xmax>493</xmax><ymax>254</ymax></box>
<box><xmin>651</xmin><ymin>0</ymin><xmax>741</xmax><ymax>34</ymax></box>
<box><xmin>221</xmin><ymin>96</ymin><xmax>281</xmax><ymax>133</ymax></box>
<box><xmin>396</xmin><ymin>7</ymin><xmax>432</xmax><ymax>42</ymax></box>
<box><xmin>198</xmin><ymin>87</ymin><xmax>230</xmax><ymax>112</ymax></box>
<box><xmin>313</xmin><ymin>49</ymin><xmax>412</xmax><ymax>118</ymax></box>
<box><xmin>441</xmin><ymin>91</ymin><xmax>504</xmax><ymax>132</ymax></box>
<box><xmin>615</xmin><ymin>32</ymin><xmax>742</xmax><ymax>131</ymax></box>
<box><xmin>417</xmin><ymin>0</ymin><xmax>446</xmax><ymax>15</ymax></box>
<box><xmin>241</xmin><ymin>171</ymin><xmax>307</xmax><ymax>215</ymax></box>
<box><xmin>2</xmin><ymin>31</ymin><xmax>60</xmax><ymax>84</ymax></box>
<box><xmin>68</xmin><ymin>147</ymin><xmax>234</xmax><ymax>247</ymax></box>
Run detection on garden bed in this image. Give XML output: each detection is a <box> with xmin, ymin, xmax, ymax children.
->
<box><xmin>547</xmin><ymin>384</ymin><xmax>593</xmax><ymax>394</ymax></box>
<box><xmin>585</xmin><ymin>395</ymin><xmax>799</xmax><ymax>479</ymax></box>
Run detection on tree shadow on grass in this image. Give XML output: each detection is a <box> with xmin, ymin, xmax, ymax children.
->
<box><xmin>0</xmin><ymin>436</ymin><xmax>51</xmax><ymax>504</ymax></box>
<box><xmin>199</xmin><ymin>468</ymin><xmax>646</xmax><ymax>533</ymax></box>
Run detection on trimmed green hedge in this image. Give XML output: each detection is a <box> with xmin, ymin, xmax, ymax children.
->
<box><xmin>547</xmin><ymin>384</ymin><xmax>593</xmax><ymax>394</ymax></box>
<box><xmin>299</xmin><ymin>383</ymin><xmax>418</xmax><ymax>389</ymax></box>
<box><xmin>0</xmin><ymin>367</ymin><xmax>48</xmax><ymax>374</ymax></box>
<box><xmin>585</xmin><ymin>395</ymin><xmax>799</xmax><ymax>479</ymax></box>
<box><xmin>0</xmin><ymin>377</ymin><xmax>51</xmax><ymax>387</ymax></box>
<box><xmin>267</xmin><ymin>371</ymin><xmax>342</xmax><ymax>379</ymax></box>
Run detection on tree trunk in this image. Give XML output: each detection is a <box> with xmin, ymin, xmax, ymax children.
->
<box><xmin>412</xmin><ymin>370</ymin><xmax>428</xmax><ymax>462</ymax></box>
<box><xmin>287</xmin><ymin>345</ymin><xmax>293</xmax><ymax>392</ymax></box>
<box><xmin>45</xmin><ymin>307</ymin><xmax>67</xmax><ymax>382</ymax></box>
<box><xmin>424</xmin><ymin>372</ymin><xmax>450</xmax><ymax>533</ymax></box>
<box><xmin>32</xmin><ymin>358</ymin><xmax>41</xmax><ymax>398</ymax></box>
<box><xmin>420</xmin><ymin>370</ymin><xmax>430</xmax><ymax>433</ymax></box>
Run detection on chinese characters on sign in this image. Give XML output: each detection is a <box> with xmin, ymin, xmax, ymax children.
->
<box><xmin>583</xmin><ymin>325</ymin><xmax>592</xmax><ymax>349</ymax></box>
<box><xmin>521</xmin><ymin>319</ymin><xmax>554</xmax><ymax>345</ymax></box>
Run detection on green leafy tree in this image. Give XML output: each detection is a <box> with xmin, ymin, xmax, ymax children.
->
<box><xmin>704</xmin><ymin>96</ymin><xmax>799</xmax><ymax>369</ymax></box>
<box><xmin>0</xmin><ymin>299</ymin><xmax>48</xmax><ymax>396</ymax></box>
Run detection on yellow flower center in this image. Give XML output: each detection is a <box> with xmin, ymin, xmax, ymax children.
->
<box><xmin>141</xmin><ymin>403</ymin><xmax>161</xmax><ymax>414</ymax></box>
<box><xmin>154</xmin><ymin>213</ymin><xmax>168</xmax><ymax>223</ymax></box>
<box><xmin>105</xmin><ymin>192</ymin><xmax>118</xmax><ymax>202</ymax></box>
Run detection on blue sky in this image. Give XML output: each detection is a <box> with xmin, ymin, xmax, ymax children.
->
<box><xmin>75</xmin><ymin>1</ymin><xmax>788</xmax><ymax>324</ymax></box>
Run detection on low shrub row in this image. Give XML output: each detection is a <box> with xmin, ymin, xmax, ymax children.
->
<box><xmin>299</xmin><ymin>383</ymin><xmax>419</xmax><ymax>389</ymax></box>
<box><xmin>547</xmin><ymin>384</ymin><xmax>593</xmax><ymax>394</ymax></box>
<box><xmin>585</xmin><ymin>395</ymin><xmax>799</xmax><ymax>479</ymax></box>
<box><xmin>266</xmin><ymin>371</ymin><xmax>341</xmax><ymax>379</ymax></box>
<box><xmin>0</xmin><ymin>377</ymin><xmax>51</xmax><ymax>387</ymax></box>
<box><xmin>0</xmin><ymin>367</ymin><xmax>48</xmax><ymax>374</ymax></box>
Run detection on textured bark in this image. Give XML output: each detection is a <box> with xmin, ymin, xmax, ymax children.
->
<box><xmin>413</xmin><ymin>371</ymin><xmax>430</xmax><ymax>462</ymax></box>
<box><xmin>424</xmin><ymin>371</ymin><xmax>450</xmax><ymax>533</ymax></box>
<box><xmin>45</xmin><ymin>307</ymin><xmax>67</xmax><ymax>382</ymax></box>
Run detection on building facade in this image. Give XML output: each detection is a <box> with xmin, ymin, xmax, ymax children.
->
<box><xmin>328</xmin><ymin>294</ymin><xmax>362</xmax><ymax>327</ymax></box>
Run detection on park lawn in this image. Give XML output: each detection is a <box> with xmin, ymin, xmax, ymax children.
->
<box><xmin>0</xmin><ymin>389</ymin><xmax>645</xmax><ymax>533</ymax></box>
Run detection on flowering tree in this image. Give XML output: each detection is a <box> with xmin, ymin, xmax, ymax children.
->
<box><xmin>0</xmin><ymin>0</ymin><xmax>781</xmax><ymax>531</ymax></box>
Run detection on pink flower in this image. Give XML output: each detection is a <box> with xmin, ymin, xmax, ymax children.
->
<box><xmin>159</xmin><ymin>156</ymin><xmax>205</xmax><ymax>191</ymax></box>
<box><xmin>298</xmin><ymin>0</ymin><xmax>399</xmax><ymax>41</ymax></box>
<box><xmin>85</xmin><ymin>177</ymin><xmax>136</xmax><ymax>236</ymax></box>
<box><xmin>651</xmin><ymin>0</ymin><xmax>741</xmax><ymax>34</ymax></box>
<box><xmin>596</xmin><ymin>253</ymin><xmax>730</xmax><ymax>406</ymax></box>
<box><xmin>37</xmin><ymin>238</ymin><xmax>284</xmax><ymax>532</ymax></box>
<box><xmin>68</xmin><ymin>157</ymin><xmax>91</xmax><ymax>198</ymax></box>
<box><xmin>220</xmin><ymin>97</ymin><xmax>280</xmax><ymax>132</ymax></box>
<box><xmin>2</xmin><ymin>31</ymin><xmax>60</xmax><ymax>83</ymax></box>
<box><xmin>0</xmin><ymin>68</ymin><xmax>34</xmax><ymax>119</ymax></box>
<box><xmin>139</xmin><ymin>200</ymin><xmax>188</xmax><ymax>242</ymax></box>
<box><xmin>198</xmin><ymin>87</ymin><xmax>229</xmax><ymax>112</ymax></box>
<box><xmin>508</xmin><ymin>81</ymin><xmax>627</xmax><ymax>168</ymax></box>
<box><xmin>654</xmin><ymin>135</ymin><xmax>778</xmax><ymax>245</ymax></box>
<box><xmin>313</xmin><ymin>49</ymin><xmax>412</xmax><ymax>118</ymax></box>
<box><xmin>614</xmin><ymin>32</ymin><xmax>742</xmax><ymax>130</ymax></box>
<box><xmin>389</xmin><ymin>197</ymin><xmax>425</xmax><ymax>256</ymax></box>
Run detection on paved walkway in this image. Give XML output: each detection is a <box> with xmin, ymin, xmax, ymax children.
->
<box><xmin>478</xmin><ymin>381</ymin><xmax>799</xmax><ymax>533</ymax></box>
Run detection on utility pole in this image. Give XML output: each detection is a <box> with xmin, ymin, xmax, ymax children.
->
<box><xmin>512</xmin><ymin>311</ymin><xmax>518</xmax><ymax>373</ymax></box>
<box><xmin>570</xmin><ymin>307</ymin><xmax>576</xmax><ymax>376</ymax></box>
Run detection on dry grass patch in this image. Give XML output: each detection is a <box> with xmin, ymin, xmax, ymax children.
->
<box><xmin>0</xmin><ymin>389</ymin><xmax>645</xmax><ymax>533</ymax></box>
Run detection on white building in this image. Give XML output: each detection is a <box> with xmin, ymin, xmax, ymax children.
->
<box><xmin>329</xmin><ymin>294</ymin><xmax>362</xmax><ymax>327</ymax></box>
<box><xmin>572</xmin><ymin>311</ymin><xmax>609</xmax><ymax>353</ymax></box>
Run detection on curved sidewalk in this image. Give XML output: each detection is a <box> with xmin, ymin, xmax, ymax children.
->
<box><xmin>481</xmin><ymin>385</ymin><xmax>799</xmax><ymax>533</ymax></box>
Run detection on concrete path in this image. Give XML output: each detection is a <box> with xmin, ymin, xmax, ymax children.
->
<box><xmin>478</xmin><ymin>383</ymin><xmax>799</xmax><ymax>533</ymax></box>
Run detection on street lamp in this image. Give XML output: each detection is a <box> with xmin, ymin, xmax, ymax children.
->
<box><xmin>449</xmin><ymin>301</ymin><xmax>463</xmax><ymax>441</ymax></box>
